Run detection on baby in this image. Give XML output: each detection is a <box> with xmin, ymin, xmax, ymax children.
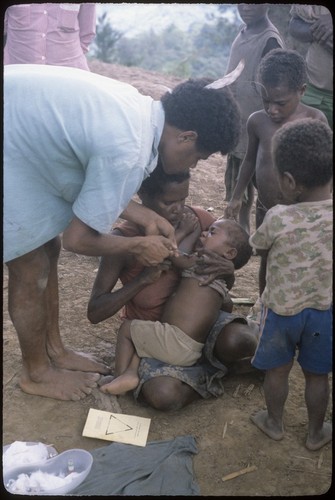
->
<box><xmin>100</xmin><ymin>218</ymin><xmax>252</xmax><ymax>395</ymax></box>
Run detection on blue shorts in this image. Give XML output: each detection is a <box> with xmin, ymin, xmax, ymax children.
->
<box><xmin>252</xmin><ymin>306</ymin><xmax>332</xmax><ymax>374</ymax></box>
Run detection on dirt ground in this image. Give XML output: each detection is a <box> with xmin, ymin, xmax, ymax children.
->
<box><xmin>2</xmin><ymin>60</ymin><xmax>332</xmax><ymax>496</ymax></box>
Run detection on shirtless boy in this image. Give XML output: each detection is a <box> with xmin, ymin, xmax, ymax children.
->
<box><xmin>224</xmin><ymin>48</ymin><xmax>328</xmax><ymax>294</ymax></box>
<box><xmin>100</xmin><ymin>218</ymin><xmax>252</xmax><ymax>395</ymax></box>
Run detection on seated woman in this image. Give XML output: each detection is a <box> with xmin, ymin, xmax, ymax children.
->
<box><xmin>88</xmin><ymin>161</ymin><xmax>259</xmax><ymax>410</ymax></box>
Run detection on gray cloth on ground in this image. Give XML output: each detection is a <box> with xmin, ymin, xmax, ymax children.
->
<box><xmin>71</xmin><ymin>435</ymin><xmax>200</xmax><ymax>496</ymax></box>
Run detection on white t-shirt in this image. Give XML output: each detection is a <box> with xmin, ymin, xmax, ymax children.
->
<box><xmin>4</xmin><ymin>64</ymin><xmax>164</xmax><ymax>262</ymax></box>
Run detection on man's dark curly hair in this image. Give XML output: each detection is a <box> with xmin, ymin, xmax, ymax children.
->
<box><xmin>138</xmin><ymin>158</ymin><xmax>190</xmax><ymax>199</ymax></box>
<box><xmin>258</xmin><ymin>48</ymin><xmax>307</xmax><ymax>91</ymax></box>
<box><xmin>272</xmin><ymin>118</ymin><xmax>333</xmax><ymax>188</ymax></box>
<box><xmin>161</xmin><ymin>78</ymin><xmax>241</xmax><ymax>155</ymax></box>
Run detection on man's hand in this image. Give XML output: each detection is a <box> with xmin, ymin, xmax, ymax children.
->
<box><xmin>311</xmin><ymin>14</ymin><xmax>333</xmax><ymax>52</ymax></box>
<box><xmin>130</xmin><ymin>235</ymin><xmax>177</xmax><ymax>267</ymax></box>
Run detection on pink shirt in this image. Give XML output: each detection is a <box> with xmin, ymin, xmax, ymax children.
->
<box><xmin>4</xmin><ymin>3</ymin><xmax>96</xmax><ymax>70</ymax></box>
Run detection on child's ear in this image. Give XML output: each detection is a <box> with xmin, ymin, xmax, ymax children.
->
<box><xmin>281</xmin><ymin>171</ymin><xmax>297</xmax><ymax>191</ymax></box>
<box><xmin>300</xmin><ymin>83</ymin><xmax>307</xmax><ymax>97</ymax></box>
<box><xmin>223</xmin><ymin>247</ymin><xmax>237</xmax><ymax>261</ymax></box>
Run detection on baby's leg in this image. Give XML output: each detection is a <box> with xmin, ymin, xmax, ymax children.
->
<box><xmin>250</xmin><ymin>361</ymin><xmax>293</xmax><ymax>441</ymax></box>
<box><xmin>303</xmin><ymin>369</ymin><xmax>332</xmax><ymax>451</ymax></box>
<box><xmin>100</xmin><ymin>354</ymin><xmax>140</xmax><ymax>395</ymax></box>
<box><xmin>113</xmin><ymin>319</ymin><xmax>136</xmax><ymax>376</ymax></box>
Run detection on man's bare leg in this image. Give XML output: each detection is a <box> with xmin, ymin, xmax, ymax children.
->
<box><xmin>303</xmin><ymin>370</ymin><xmax>332</xmax><ymax>451</ymax></box>
<box><xmin>7</xmin><ymin>243</ymin><xmax>100</xmax><ymax>400</ymax></box>
<box><xmin>250</xmin><ymin>361</ymin><xmax>292</xmax><ymax>441</ymax></box>
<box><xmin>43</xmin><ymin>237</ymin><xmax>109</xmax><ymax>374</ymax></box>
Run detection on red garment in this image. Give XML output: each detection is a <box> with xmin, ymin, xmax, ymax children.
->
<box><xmin>4</xmin><ymin>4</ymin><xmax>96</xmax><ymax>70</ymax></box>
<box><xmin>116</xmin><ymin>206</ymin><xmax>215</xmax><ymax>321</ymax></box>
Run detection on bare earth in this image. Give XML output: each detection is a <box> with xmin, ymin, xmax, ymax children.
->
<box><xmin>2</xmin><ymin>60</ymin><xmax>332</xmax><ymax>496</ymax></box>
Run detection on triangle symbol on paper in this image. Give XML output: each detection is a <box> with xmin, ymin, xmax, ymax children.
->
<box><xmin>106</xmin><ymin>414</ymin><xmax>133</xmax><ymax>435</ymax></box>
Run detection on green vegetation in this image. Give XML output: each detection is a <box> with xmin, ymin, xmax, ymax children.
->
<box><xmin>89</xmin><ymin>5</ymin><xmax>306</xmax><ymax>78</ymax></box>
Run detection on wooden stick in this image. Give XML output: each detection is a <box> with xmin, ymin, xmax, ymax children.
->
<box><xmin>222</xmin><ymin>422</ymin><xmax>228</xmax><ymax>439</ymax></box>
<box><xmin>233</xmin><ymin>384</ymin><xmax>240</xmax><ymax>398</ymax></box>
<box><xmin>222</xmin><ymin>465</ymin><xmax>257</xmax><ymax>482</ymax></box>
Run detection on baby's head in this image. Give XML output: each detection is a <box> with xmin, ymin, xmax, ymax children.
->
<box><xmin>272</xmin><ymin>118</ymin><xmax>333</xmax><ymax>190</ymax></box>
<box><xmin>200</xmin><ymin>219</ymin><xmax>252</xmax><ymax>270</ymax></box>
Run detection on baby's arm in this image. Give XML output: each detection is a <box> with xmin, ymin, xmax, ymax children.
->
<box><xmin>171</xmin><ymin>211</ymin><xmax>201</xmax><ymax>269</ymax></box>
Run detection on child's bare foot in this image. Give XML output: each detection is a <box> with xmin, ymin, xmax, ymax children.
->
<box><xmin>250</xmin><ymin>409</ymin><xmax>284</xmax><ymax>441</ymax></box>
<box><xmin>100</xmin><ymin>372</ymin><xmax>139</xmax><ymax>395</ymax></box>
<box><xmin>20</xmin><ymin>365</ymin><xmax>100</xmax><ymax>401</ymax></box>
<box><xmin>48</xmin><ymin>347</ymin><xmax>110</xmax><ymax>374</ymax></box>
<box><xmin>98</xmin><ymin>375</ymin><xmax>115</xmax><ymax>386</ymax></box>
<box><xmin>305</xmin><ymin>422</ymin><xmax>332</xmax><ymax>451</ymax></box>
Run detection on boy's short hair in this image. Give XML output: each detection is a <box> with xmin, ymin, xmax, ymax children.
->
<box><xmin>258</xmin><ymin>48</ymin><xmax>307</xmax><ymax>91</ymax></box>
<box><xmin>224</xmin><ymin>220</ymin><xmax>253</xmax><ymax>270</ymax></box>
<box><xmin>272</xmin><ymin>118</ymin><xmax>333</xmax><ymax>188</ymax></box>
<box><xmin>138</xmin><ymin>158</ymin><xmax>190</xmax><ymax>198</ymax></box>
<box><xmin>161</xmin><ymin>78</ymin><xmax>241</xmax><ymax>155</ymax></box>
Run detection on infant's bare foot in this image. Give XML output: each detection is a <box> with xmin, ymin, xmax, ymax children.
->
<box><xmin>20</xmin><ymin>365</ymin><xmax>100</xmax><ymax>401</ymax></box>
<box><xmin>48</xmin><ymin>347</ymin><xmax>110</xmax><ymax>374</ymax></box>
<box><xmin>306</xmin><ymin>422</ymin><xmax>332</xmax><ymax>451</ymax></box>
<box><xmin>100</xmin><ymin>372</ymin><xmax>139</xmax><ymax>396</ymax></box>
<box><xmin>250</xmin><ymin>409</ymin><xmax>284</xmax><ymax>441</ymax></box>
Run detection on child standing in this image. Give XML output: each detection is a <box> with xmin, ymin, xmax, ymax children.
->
<box><xmin>225</xmin><ymin>48</ymin><xmax>328</xmax><ymax>295</ymax></box>
<box><xmin>249</xmin><ymin>119</ymin><xmax>332</xmax><ymax>451</ymax></box>
<box><xmin>224</xmin><ymin>4</ymin><xmax>284</xmax><ymax>233</ymax></box>
<box><xmin>100</xmin><ymin>218</ymin><xmax>253</xmax><ymax>395</ymax></box>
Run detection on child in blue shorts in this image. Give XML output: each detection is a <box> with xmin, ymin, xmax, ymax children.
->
<box><xmin>249</xmin><ymin>118</ymin><xmax>332</xmax><ymax>451</ymax></box>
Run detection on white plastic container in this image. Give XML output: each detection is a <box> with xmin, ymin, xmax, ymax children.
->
<box><xmin>3</xmin><ymin>441</ymin><xmax>58</xmax><ymax>474</ymax></box>
<box><xmin>3</xmin><ymin>449</ymin><xmax>93</xmax><ymax>495</ymax></box>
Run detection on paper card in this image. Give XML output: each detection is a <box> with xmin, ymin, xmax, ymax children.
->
<box><xmin>82</xmin><ymin>408</ymin><xmax>151</xmax><ymax>447</ymax></box>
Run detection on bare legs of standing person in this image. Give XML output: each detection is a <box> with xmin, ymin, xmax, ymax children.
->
<box><xmin>6</xmin><ymin>236</ymin><xmax>109</xmax><ymax>401</ymax></box>
<box><xmin>251</xmin><ymin>361</ymin><xmax>332</xmax><ymax>450</ymax></box>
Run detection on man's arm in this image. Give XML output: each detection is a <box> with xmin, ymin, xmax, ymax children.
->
<box><xmin>78</xmin><ymin>3</ymin><xmax>96</xmax><ymax>53</ymax></box>
<box><xmin>289</xmin><ymin>13</ymin><xmax>333</xmax><ymax>53</ymax></box>
<box><xmin>62</xmin><ymin>215</ymin><xmax>176</xmax><ymax>267</ymax></box>
<box><xmin>289</xmin><ymin>16</ymin><xmax>314</xmax><ymax>43</ymax></box>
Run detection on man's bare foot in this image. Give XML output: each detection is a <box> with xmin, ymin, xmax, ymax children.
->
<box><xmin>20</xmin><ymin>365</ymin><xmax>100</xmax><ymax>401</ymax></box>
<box><xmin>48</xmin><ymin>347</ymin><xmax>110</xmax><ymax>374</ymax></box>
<box><xmin>306</xmin><ymin>422</ymin><xmax>332</xmax><ymax>451</ymax></box>
<box><xmin>250</xmin><ymin>409</ymin><xmax>284</xmax><ymax>441</ymax></box>
<box><xmin>100</xmin><ymin>372</ymin><xmax>139</xmax><ymax>395</ymax></box>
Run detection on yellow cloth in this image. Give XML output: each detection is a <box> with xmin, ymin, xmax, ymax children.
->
<box><xmin>130</xmin><ymin>320</ymin><xmax>204</xmax><ymax>367</ymax></box>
